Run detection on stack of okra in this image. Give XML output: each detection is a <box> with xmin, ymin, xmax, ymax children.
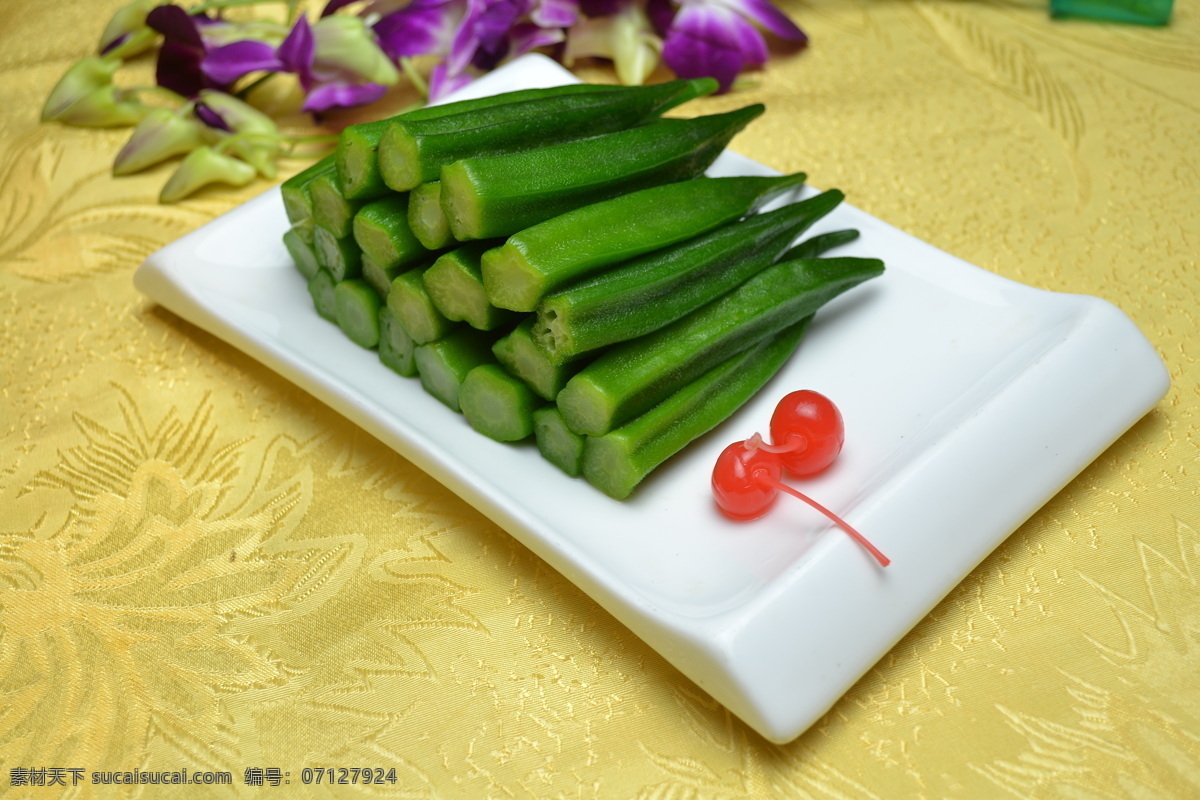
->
<box><xmin>280</xmin><ymin>78</ymin><xmax>883</xmax><ymax>500</ymax></box>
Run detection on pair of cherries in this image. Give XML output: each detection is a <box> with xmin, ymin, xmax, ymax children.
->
<box><xmin>711</xmin><ymin>390</ymin><xmax>890</xmax><ymax>567</ymax></box>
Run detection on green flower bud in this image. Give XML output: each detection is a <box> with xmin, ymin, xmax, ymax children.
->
<box><xmin>113</xmin><ymin>108</ymin><xmax>210</xmax><ymax>175</ymax></box>
<box><xmin>196</xmin><ymin>90</ymin><xmax>277</xmax><ymax>136</ymax></box>
<box><xmin>196</xmin><ymin>91</ymin><xmax>281</xmax><ymax>179</ymax></box>
<box><xmin>42</xmin><ymin>56</ymin><xmax>147</xmax><ymax>127</ymax></box>
<box><xmin>312</xmin><ymin>15</ymin><xmax>400</xmax><ymax>87</ymax></box>
<box><xmin>99</xmin><ymin>0</ymin><xmax>164</xmax><ymax>60</ymax></box>
<box><xmin>160</xmin><ymin>146</ymin><xmax>257</xmax><ymax>203</ymax></box>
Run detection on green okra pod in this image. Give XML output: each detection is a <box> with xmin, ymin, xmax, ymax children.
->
<box><xmin>338</xmin><ymin>83</ymin><xmax>632</xmax><ymax>199</ymax></box>
<box><xmin>378</xmin><ymin>306</ymin><xmax>417</xmax><ymax>377</ymax></box>
<box><xmin>334</xmin><ymin>119</ymin><xmax>391</xmax><ymax>201</ymax></box>
<box><xmin>362</xmin><ymin>252</ymin><xmax>406</xmax><ymax>299</ymax></box>
<box><xmin>784</xmin><ymin>228</ymin><xmax>860</xmax><ymax>260</ymax></box>
<box><xmin>408</xmin><ymin>182</ymin><xmax>456</xmax><ymax>250</ymax></box>
<box><xmin>481</xmin><ymin>172</ymin><xmax>808</xmax><ymax>312</ymax></box>
<box><xmin>439</xmin><ymin>105</ymin><xmax>765</xmax><ymax>241</ymax></box>
<box><xmin>387</xmin><ymin>264</ymin><xmax>454</xmax><ymax>344</ymax></box>
<box><xmin>310</xmin><ymin>172</ymin><xmax>368</xmax><ymax>240</ymax></box>
<box><xmin>378</xmin><ymin>77</ymin><xmax>717</xmax><ymax>192</ymax></box>
<box><xmin>334</xmin><ymin>279</ymin><xmax>383</xmax><ymax>349</ymax></box>
<box><xmin>557</xmin><ymin>256</ymin><xmax>885</xmax><ymax>436</ymax></box>
<box><xmin>414</xmin><ymin>326</ymin><xmax>506</xmax><ymax>412</ymax></box>
<box><xmin>460</xmin><ymin>363</ymin><xmax>542</xmax><ymax>442</ymax></box>
<box><xmin>534</xmin><ymin>189</ymin><xmax>846</xmax><ymax>362</ymax></box>
<box><xmin>492</xmin><ymin>318</ymin><xmax>589</xmax><ymax>401</ymax></box>
<box><xmin>423</xmin><ymin>242</ymin><xmax>518</xmax><ymax>331</ymax></box>
<box><xmin>281</xmin><ymin>154</ymin><xmax>335</xmax><ymax>234</ymax></box>
<box><xmin>533</xmin><ymin>406</ymin><xmax>587</xmax><ymax>477</ymax></box>
<box><xmin>353</xmin><ymin>194</ymin><xmax>431</xmax><ymax>270</ymax></box>
<box><xmin>284</xmin><ymin>226</ymin><xmax>321</xmax><ymax>281</ymax></box>
<box><xmin>313</xmin><ymin>225</ymin><xmax>362</xmax><ymax>282</ymax></box>
<box><xmin>582</xmin><ymin>319</ymin><xmax>811</xmax><ymax>500</ymax></box>
<box><xmin>307</xmin><ymin>269</ymin><xmax>338</xmax><ymax>323</ymax></box>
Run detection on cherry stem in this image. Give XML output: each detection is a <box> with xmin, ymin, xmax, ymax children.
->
<box><xmin>745</xmin><ymin>431</ymin><xmax>804</xmax><ymax>455</ymax></box>
<box><xmin>758</xmin><ymin>476</ymin><xmax>890</xmax><ymax>567</ymax></box>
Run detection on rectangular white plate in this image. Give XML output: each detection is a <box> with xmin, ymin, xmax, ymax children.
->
<box><xmin>134</xmin><ymin>54</ymin><xmax>1169</xmax><ymax>743</ymax></box>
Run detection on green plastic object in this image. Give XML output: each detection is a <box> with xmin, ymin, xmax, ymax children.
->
<box><xmin>1050</xmin><ymin>0</ymin><xmax>1172</xmax><ymax>25</ymax></box>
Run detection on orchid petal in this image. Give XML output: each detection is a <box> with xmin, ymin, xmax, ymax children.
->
<box><xmin>645</xmin><ymin>0</ymin><xmax>675</xmax><ymax>35</ymax></box>
<box><xmin>277</xmin><ymin>15</ymin><xmax>315</xmax><ymax>86</ymax></box>
<box><xmin>147</xmin><ymin>5</ymin><xmax>212</xmax><ymax>96</ymax></box>
<box><xmin>154</xmin><ymin>40</ymin><xmax>210</xmax><ymax>96</ymax></box>
<box><xmin>374</xmin><ymin>0</ymin><xmax>462</xmax><ymax>59</ymax></box>
<box><xmin>724</xmin><ymin>0</ymin><xmax>805</xmax><ymax>41</ymax></box>
<box><xmin>675</xmin><ymin>4</ymin><xmax>768</xmax><ymax>61</ymax></box>
<box><xmin>507</xmin><ymin>22</ymin><xmax>564</xmax><ymax>58</ymax></box>
<box><xmin>469</xmin><ymin>0</ymin><xmax>526</xmax><ymax>70</ymax></box>
<box><xmin>202</xmin><ymin>40</ymin><xmax>283</xmax><ymax>84</ymax></box>
<box><xmin>531</xmin><ymin>0</ymin><xmax>579</xmax><ymax>28</ymax></box>
<box><xmin>579</xmin><ymin>0</ymin><xmax>619</xmax><ymax>15</ymax></box>
<box><xmin>428</xmin><ymin>61</ymin><xmax>475</xmax><ymax>102</ymax></box>
<box><xmin>146</xmin><ymin>4</ymin><xmax>203</xmax><ymax>47</ymax></box>
<box><xmin>662</xmin><ymin>5</ymin><xmax>753</xmax><ymax>91</ymax></box>
<box><xmin>312</xmin><ymin>15</ymin><xmax>400</xmax><ymax>86</ymax></box>
<box><xmin>302</xmin><ymin>81</ymin><xmax>388</xmax><ymax>112</ymax></box>
<box><xmin>443</xmin><ymin>0</ymin><xmax>490</xmax><ymax>75</ymax></box>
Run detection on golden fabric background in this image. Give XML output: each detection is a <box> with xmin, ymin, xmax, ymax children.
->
<box><xmin>2</xmin><ymin>0</ymin><xmax>1198</xmax><ymax>796</ymax></box>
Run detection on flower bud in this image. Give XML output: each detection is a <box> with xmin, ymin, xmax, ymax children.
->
<box><xmin>195</xmin><ymin>90</ymin><xmax>277</xmax><ymax>136</ymax></box>
<box><xmin>113</xmin><ymin>107</ymin><xmax>209</xmax><ymax>175</ymax></box>
<box><xmin>42</xmin><ymin>56</ymin><xmax>147</xmax><ymax>127</ymax></box>
<box><xmin>159</xmin><ymin>146</ymin><xmax>257</xmax><ymax>203</ymax></box>
<box><xmin>195</xmin><ymin>91</ymin><xmax>280</xmax><ymax>178</ymax></box>
<box><xmin>312</xmin><ymin>15</ymin><xmax>401</xmax><ymax>86</ymax></box>
<box><xmin>100</xmin><ymin>0</ymin><xmax>164</xmax><ymax>59</ymax></box>
<box><xmin>565</xmin><ymin>2</ymin><xmax>662</xmax><ymax>86</ymax></box>
<box><xmin>610</xmin><ymin>4</ymin><xmax>662</xmax><ymax>86</ymax></box>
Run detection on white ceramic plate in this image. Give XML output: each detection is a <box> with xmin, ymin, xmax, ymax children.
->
<box><xmin>134</xmin><ymin>54</ymin><xmax>1169</xmax><ymax>743</ymax></box>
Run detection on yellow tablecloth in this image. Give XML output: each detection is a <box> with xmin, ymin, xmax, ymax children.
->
<box><xmin>3</xmin><ymin>1</ymin><xmax>1198</xmax><ymax>796</ymax></box>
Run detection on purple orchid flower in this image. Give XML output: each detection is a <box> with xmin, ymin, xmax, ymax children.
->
<box><xmin>467</xmin><ymin>0</ymin><xmax>578</xmax><ymax>70</ymax></box>
<box><xmin>373</xmin><ymin>0</ymin><xmax>465</xmax><ymax>62</ymax></box>
<box><xmin>201</xmin><ymin>13</ymin><xmax>398</xmax><ymax>114</ymax></box>
<box><xmin>145</xmin><ymin>5</ymin><xmax>259</xmax><ymax>97</ymax></box>
<box><xmin>282</xmin><ymin>15</ymin><xmax>396</xmax><ymax>112</ymax></box>
<box><xmin>381</xmin><ymin>0</ymin><xmax>577</xmax><ymax>101</ymax></box>
<box><xmin>657</xmin><ymin>0</ymin><xmax>805</xmax><ymax>92</ymax></box>
<box><xmin>146</xmin><ymin>5</ymin><xmax>219</xmax><ymax>97</ymax></box>
<box><xmin>201</xmin><ymin>39</ymin><xmax>284</xmax><ymax>86</ymax></box>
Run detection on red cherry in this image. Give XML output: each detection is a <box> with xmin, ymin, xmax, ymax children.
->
<box><xmin>769</xmin><ymin>389</ymin><xmax>844</xmax><ymax>477</ymax></box>
<box><xmin>710</xmin><ymin>390</ymin><xmax>890</xmax><ymax>567</ymax></box>
<box><xmin>711</xmin><ymin>440</ymin><xmax>783</xmax><ymax>520</ymax></box>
